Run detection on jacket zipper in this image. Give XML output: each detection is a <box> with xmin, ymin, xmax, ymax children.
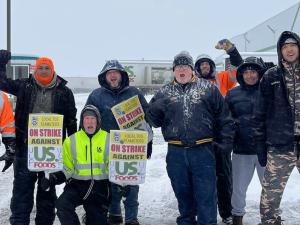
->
<box><xmin>83</xmin><ymin>139</ymin><xmax>94</xmax><ymax>200</ymax></box>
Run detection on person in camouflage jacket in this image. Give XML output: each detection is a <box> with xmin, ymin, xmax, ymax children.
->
<box><xmin>252</xmin><ymin>31</ymin><xmax>300</xmax><ymax>225</ymax></box>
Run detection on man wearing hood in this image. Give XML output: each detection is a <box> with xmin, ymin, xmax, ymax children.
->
<box><xmin>86</xmin><ymin>60</ymin><xmax>152</xmax><ymax>225</ymax></box>
<box><xmin>41</xmin><ymin>105</ymin><xmax>111</xmax><ymax>225</ymax></box>
<box><xmin>0</xmin><ymin>50</ymin><xmax>77</xmax><ymax>225</ymax></box>
<box><xmin>194</xmin><ymin>39</ymin><xmax>243</xmax><ymax>225</ymax></box>
<box><xmin>146</xmin><ymin>51</ymin><xmax>236</xmax><ymax>225</ymax></box>
<box><xmin>225</xmin><ymin>57</ymin><xmax>274</xmax><ymax>225</ymax></box>
<box><xmin>252</xmin><ymin>31</ymin><xmax>300</xmax><ymax>225</ymax></box>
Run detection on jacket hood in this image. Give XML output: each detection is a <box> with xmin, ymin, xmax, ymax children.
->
<box><xmin>98</xmin><ymin>60</ymin><xmax>129</xmax><ymax>90</ymax></box>
<box><xmin>194</xmin><ymin>54</ymin><xmax>216</xmax><ymax>79</ymax></box>
<box><xmin>80</xmin><ymin>105</ymin><xmax>101</xmax><ymax>136</ymax></box>
<box><xmin>236</xmin><ymin>57</ymin><xmax>265</xmax><ymax>89</ymax></box>
<box><xmin>277</xmin><ymin>31</ymin><xmax>300</xmax><ymax>69</ymax></box>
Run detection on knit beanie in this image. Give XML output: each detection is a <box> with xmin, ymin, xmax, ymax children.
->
<box><xmin>172</xmin><ymin>51</ymin><xmax>194</xmax><ymax>71</ymax></box>
<box><xmin>83</xmin><ymin>110</ymin><xmax>97</xmax><ymax>119</ymax></box>
<box><xmin>35</xmin><ymin>57</ymin><xmax>55</xmax><ymax>86</ymax></box>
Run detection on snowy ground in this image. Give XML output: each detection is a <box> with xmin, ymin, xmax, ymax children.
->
<box><xmin>0</xmin><ymin>93</ymin><xmax>300</xmax><ymax>224</ymax></box>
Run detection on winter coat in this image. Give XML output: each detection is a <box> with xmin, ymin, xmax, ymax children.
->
<box><xmin>252</xmin><ymin>31</ymin><xmax>300</xmax><ymax>152</ymax></box>
<box><xmin>0</xmin><ymin>72</ymin><xmax>77</xmax><ymax>146</ymax></box>
<box><xmin>195</xmin><ymin>48</ymin><xmax>243</xmax><ymax>96</ymax></box>
<box><xmin>225</xmin><ymin>67</ymin><xmax>261</xmax><ymax>155</ymax></box>
<box><xmin>146</xmin><ymin>76</ymin><xmax>236</xmax><ymax>147</ymax></box>
<box><xmin>86</xmin><ymin>60</ymin><xmax>149</xmax><ymax>133</ymax></box>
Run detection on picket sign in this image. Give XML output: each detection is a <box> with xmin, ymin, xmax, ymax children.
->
<box><xmin>109</xmin><ymin>130</ymin><xmax>148</xmax><ymax>186</ymax></box>
<box><xmin>110</xmin><ymin>95</ymin><xmax>152</xmax><ymax>186</ymax></box>
<box><xmin>27</xmin><ymin>114</ymin><xmax>64</xmax><ymax>190</ymax></box>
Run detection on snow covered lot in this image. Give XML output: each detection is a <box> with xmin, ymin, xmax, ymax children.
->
<box><xmin>0</xmin><ymin>93</ymin><xmax>299</xmax><ymax>224</ymax></box>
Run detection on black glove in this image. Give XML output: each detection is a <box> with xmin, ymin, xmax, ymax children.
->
<box><xmin>118</xmin><ymin>185</ymin><xmax>131</xmax><ymax>197</ymax></box>
<box><xmin>0</xmin><ymin>151</ymin><xmax>15</xmax><ymax>172</ymax></box>
<box><xmin>149</xmin><ymin>99</ymin><xmax>168</xmax><ymax>117</ymax></box>
<box><xmin>255</xmin><ymin>143</ymin><xmax>267</xmax><ymax>167</ymax></box>
<box><xmin>41</xmin><ymin>171</ymin><xmax>66</xmax><ymax>191</ymax></box>
<box><xmin>217</xmin><ymin>138</ymin><xmax>234</xmax><ymax>155</ymax></box>
<box><xmin>147</xmin><ymin>140</ymin><xmax>153</xmax><ymax>159</ymax></box>
<box><xmin>264</xmin><ymin>62</ymin><xmax>275</xmax><ymax>69</ymax></box>
<box><xmin>0</xmin><ymin>137</ymin><xmax>16</xmax><ymax>172</ymax></box>
<box><xmin>0</xmin><ymin>50</ymin><xmax>11</xmax><ymax>71</ymax></box>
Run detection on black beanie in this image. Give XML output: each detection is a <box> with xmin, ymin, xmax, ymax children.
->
<box><xmin>172</xmin><ymin>51</ymin><xmax>194</xmax><ymax>71</ymax></box>
<box><xmin>280</xmin><ymin>34</ymin><xmax>298</xmax><ymax>48</ymax></box>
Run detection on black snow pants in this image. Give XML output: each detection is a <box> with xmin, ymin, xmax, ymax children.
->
<box><xmin>215</xmin><ymin>150</ymin><xmax>233</xmax><ymax>219</ymax></box>
<box><xmin>56</xmin><ymin>179</ymin><xmax>111</xmax><ymax>225</ymax></box>
<box><xmin>10</xmin><ymin>143</ymin><xmax>57</xmax><ymax>225</ymax></box>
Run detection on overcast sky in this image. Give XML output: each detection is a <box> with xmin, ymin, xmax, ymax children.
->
<box><xmin>0</xmin><ymin>0</ymin><xmax>300</xmax><ymax>77</ymax></box>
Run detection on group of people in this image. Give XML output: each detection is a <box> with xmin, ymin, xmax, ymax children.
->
<box><xmin>0</xmin><ymin>29</ymin><xmax>299</xmax><ymax>225</ymax></box>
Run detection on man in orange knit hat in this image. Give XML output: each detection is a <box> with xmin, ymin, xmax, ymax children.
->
<box><xmin>0</xmin><ymin>50</ymin><xmax>77</xmax><ymax>225</ymax></box>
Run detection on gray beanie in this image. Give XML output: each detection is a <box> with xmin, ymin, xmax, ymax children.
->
<box><xmin>82</xmin><ymin>110</ymin><xmax>97</xmax><ymax>119</ymax></box>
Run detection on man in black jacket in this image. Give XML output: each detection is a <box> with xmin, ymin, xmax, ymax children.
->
<box><xmin>252</xmin><ymin>31</ymin><xmax>300</xmax><ymax>225</ymax></box>
<box><xmin>146</xmin><ymin>51</ymin><xmax>236</xmax><ymax>225</ymax></box>
<box><xmin>225</xmin><ymin>57</ymin><xmax>274</xmax><ymax>225</ymax></box>
<box><xmin>0</xmin><ymin>50</ymin><xmax>77</xmax><ymax>225</ymax></box>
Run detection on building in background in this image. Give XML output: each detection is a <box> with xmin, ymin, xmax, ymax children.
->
<box><xmin>215</xmin><ymin>2</ymin><xmax>300</xmax><ymax>70</ymax></box>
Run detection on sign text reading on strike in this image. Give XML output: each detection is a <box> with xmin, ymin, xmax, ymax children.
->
<box><xmin>29</xmin><ymin>129</ymin><xmax>62</xmax><ymax>137</ymax></box>
<box><xmin>111</xmin><ymin>144</ymin><xmax>146</xmax><ymax>153</ymax></box>
<box><xmin>117</xmin><ymin>107</ymin><xmax>143</xmax><ymax>125</ymax></box>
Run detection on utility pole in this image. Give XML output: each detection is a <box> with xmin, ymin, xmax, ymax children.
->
<box><xmin>7</xmin><ymin>0</ymin><xmax>12</xmax><ymax>78</ymax></box>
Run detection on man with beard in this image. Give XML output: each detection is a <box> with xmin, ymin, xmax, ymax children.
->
<box><xmin>85</xmin><ymin>60</ymin><xmax>153</xmax><ymax>225</ymax></box>
<box><xmin>194</xmin><ymin>40</ymin><xmax>243</xmax><ymax>224</ymax></box>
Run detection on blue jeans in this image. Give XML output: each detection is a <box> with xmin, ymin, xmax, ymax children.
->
<box><xmin>108</xmin><ymin>183</ymin><xmax>139</xmax><ymax>223</ymax></box>
<box><xmin>166</xmin><ymin>144</ymin><xmax>217</xmax><ymax>225</ymax></box>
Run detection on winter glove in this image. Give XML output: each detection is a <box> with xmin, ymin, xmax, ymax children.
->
<box><xmin>149</xmin><ymin>99</ymin><xmax>168</xmax><ymax>117</ymax></box>
<box><xmin>0</xmin><ymin>137</ymin><xmax>16</xmax><ymax>172</ymax></box>
<box><xmin>264</xmin><ymin>62</ymin><xmax>275</xmax><ymax>69</ymax></box>
<box><xmin>118</xmin><ymin>185</ymin><xmax>131</xmax><ymax>197</ymax></box>
<box><xmin>0</xmin><ymin>50</ymin><xmax>11</xmax><ymax>71</ymax></box>
<box><xmin>255</xmin><ymin>143</ymin><xmax>267</xmax><ymax>167</ymax></box>
<box><xmin>217</xmin><ymin>138</ymin><xmax>234</xmax><ymax>155</ymax></box>
<box><xmin>41</xmin><ymin>171</ymin><xmax>66</xmax><ymax>191</ymax></box>
<box><xmin>215</xmin><ymin>39</ymin><xmax>235</xmax><ymax>53</ymax></box>
<box><xmin>0</xmin><ymin>151</ymin><xmax>14</xmax><ymax>172</ymax></box>
<box><xmin>147</xmin><ymin>140</ymin><xmax>153</xmax><ymax>159</ymax></box>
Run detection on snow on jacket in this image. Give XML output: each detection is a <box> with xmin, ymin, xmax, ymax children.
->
<box><xmin>225</xmin><ymin>67</ymin><xmax>261</xmax><ymax>155</ymax></box>
<box><xmin>195</xmin><ymin>48</ymin><xmax>243</xmax><ymax>96</ymax></box>
<box><xmin>0</xmin><ymin>72</ymin><xmax>77</xmax><ymax>145</ymax></box>
<box><xmin>86</xmin><ymin>60</ymin><xmax>149</xmax><ymax>133</ymax></box>
<box><xmin>252</xmin><ymin>31</ymin><xmax>300</xmax><ymax>152</ymax></box>
<box><xmin>146</xmin><ymin>76</ymin><xmax>236</xmax><ymax>147</ymax></box>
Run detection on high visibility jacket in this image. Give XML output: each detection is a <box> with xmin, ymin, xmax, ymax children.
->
<box><xmin>195</xmin><ymin>65</ymin><xmax>237</xmax><ymax>97</ymax></box>
<box><xmin>207</xmin><ymin>66</ymin><xmax>237</xmax><ymax>96</ymax></box>
<box><xmin>0</xmin><ymin>91</ymin><xmax>15</xmax><ymax>138</ymax></box>
<box><xmin>62</xmin><ymin>129</ymin><xmax>110</xmax><ymax>181</ymax></box>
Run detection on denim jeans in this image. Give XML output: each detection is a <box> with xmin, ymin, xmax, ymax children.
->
<box><xmin>108</xmin><ymin>183</ymin><xmax>139</xmax><ymax>223</ymax></box>
<box><xmin>166</xmin><ymin>143</ymin><xmax>217</xmax><ymax>225</ymax></box>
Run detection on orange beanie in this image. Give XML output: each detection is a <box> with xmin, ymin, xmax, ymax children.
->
<box><xmin>35</xmin><ymin>57</ymin><xmax>55</xmax><ymax>86</ymax></box>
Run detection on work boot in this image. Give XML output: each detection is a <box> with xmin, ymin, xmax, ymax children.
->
<box><xmin>125</xmin><ymin>221</ymin><xmax>140</xmax><ymax>225</ymax></box>
<box><xmin>107</xmin><ymin>215</ymin><xmax>123</xmax><ymax>225</ymax></box>
<box><xmin>222</xmin><ymin>216</ymin><xmax>233</xmax><ymax>225</ymax></box>
<box><xmin>274</xmin><ymin>216</ymin><xmax>284</xmax><ymax>225</ymax></box>
<box><xmin>232</xmin><ymin>215</ymin><xmax>243</xmax><ymax>225</ymax></box>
